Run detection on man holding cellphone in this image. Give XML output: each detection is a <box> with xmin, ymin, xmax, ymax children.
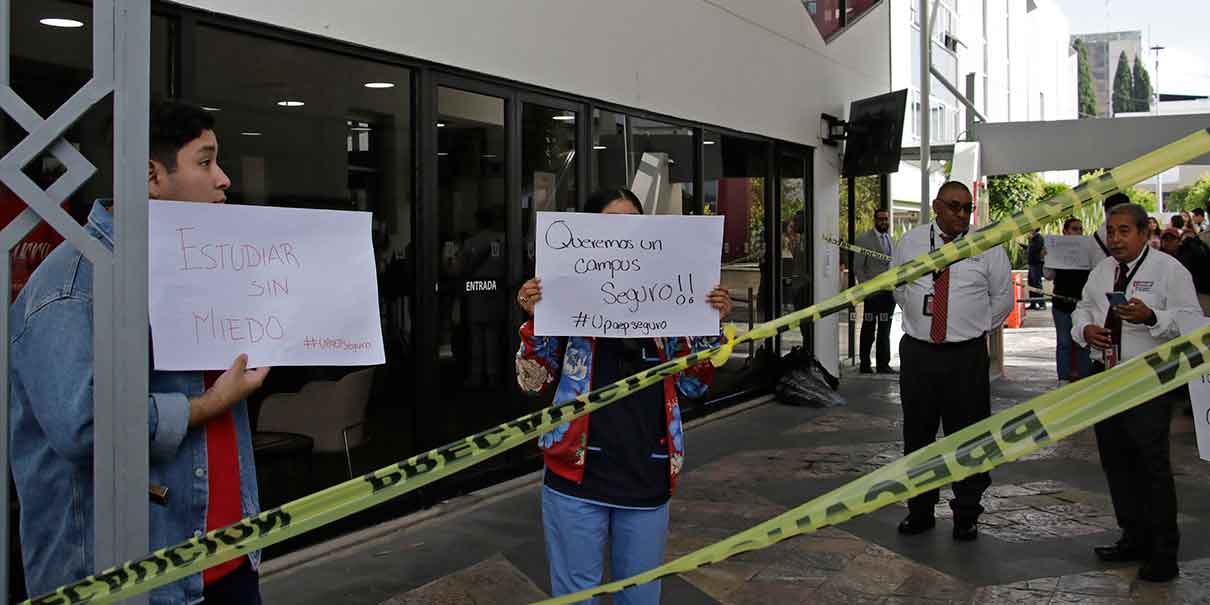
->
<box><xmin>1072</xmin><ymin>202</ymin><xmax>1201</xmax><ymax>582</ymax></box>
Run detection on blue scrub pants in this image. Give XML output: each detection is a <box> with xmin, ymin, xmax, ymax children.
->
<box><xmin>541</xmin><ymin>485</ymin><xmax>670</xmax><ymax>605</ymax></box>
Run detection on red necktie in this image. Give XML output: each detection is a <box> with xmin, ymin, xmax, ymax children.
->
<box><xmin>929</xmin><ymin>234</ymin><xmax>954</xmax><ymax>343</ymax></box>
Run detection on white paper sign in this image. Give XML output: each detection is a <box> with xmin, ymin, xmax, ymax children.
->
<box><xmin>1178</xmin><ymin>315</ymin><xmax>1210</xmax><ymax>462</ymax></box>
<box><xmin>149</xmin><ymin>201</ymin><xmax>385</xmax><ymax>370</ymax></box>
<box><xmin>1042</xmin><ymin>235</ymin><xmax>1092</xmax><ymax>270</ymax></box>
<box><xmin>534</xmin><ymin>212</ymin><xmax>723</xmax><ymax>338</ymax></box>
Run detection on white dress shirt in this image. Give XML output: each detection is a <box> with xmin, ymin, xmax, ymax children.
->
<box><xmin>1071</xmin><ymin>246</ymin><xmax>1201</xmax><ymax>362</ymax></box>
<box><xmin>892</xmin><ymin>223</ymin><xmax>1014</xmax><ymax>343</ymax></box>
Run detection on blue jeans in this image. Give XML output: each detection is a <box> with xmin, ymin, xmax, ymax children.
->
<box><xmin>541</xmin><ymin>486</ymin><xmax>669</xmax><ymax>605</ymax></box>
<box><xmin>1052</xmin><ymin>307</ymin><xmax>1090</xmax><ymax>380</ymax></box>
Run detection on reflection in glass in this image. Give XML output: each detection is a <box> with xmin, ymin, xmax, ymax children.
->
<box><xmin>703</xmin><ymin>131</ymin><xmax>770</xmax><ymax>399</ymax></box>
<box><xmin>780</xmin><ymin>154</ymin><xmax>810</xmax><ymax>353</ymax></box>
<box><xmin>523</xmin><ymin>105</ymin><xmax>577</xmax><ymax>273</ymax></box>
<box><xmin>629</xmin><ymin>117</ymin><xmax>696</xmax><ymax>215</ymax></box>
<box><xmin>436</xmin><ymin>86</ymin><xmax>509</xmax><ymax>413</ymax></box>
<box><xmin>193</xmin><ymin>25</ymin><xmax>415</xmax><ymax>501</ymax></box>
<box><xmin>591</xmin><ymin>109</ymin><xmax>627</xmax><ymax>191</ymax></box>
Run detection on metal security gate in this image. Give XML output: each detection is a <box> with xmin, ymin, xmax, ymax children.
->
<box><xmin>0</xmin><ymin>1</ymin><xmax>150</xmax><ymax>603</ymax></box>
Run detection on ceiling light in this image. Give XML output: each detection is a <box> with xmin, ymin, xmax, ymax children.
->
<box><xmin>552</xmin><ymin>115</ymin><xmax>576</xmax><ymax>122</ymax></box>
<box><xmin>703</xmin><ymin>140</ymin><xmax>716</xmax><ymax>145</ymax></box>
<box><xmin>437</xmin><ymin>122</ymin><xmax>447</xmax><ymax>128</ymax></box>
<box><xmin>364</xmin><ymin>82</ymin><xmax>395</xmax><ymax>89</ymax></box>
<box><xmin>240</xmin><ymin>132</ymin><xmax>262</xmax><ymax>137</ymax></box>
<box><xmin>201</xmin><ymin>106</ymin><xmax>222</xmax><ymax>112</ymax></box>
<box><xmin>350</xmin><ymin>127</ymin><xmax>372</xmax><ymax>132</ymax></box>
<box><xmin>276</xmin><ymin>100</ymin><xmax>305</xmax><ymax>107</ymax></box>
<box><xmin>593</xmin><ymin>145</ymin><xmax>607</xmax><ymax>150</ymax></box>
<box><xmin>482</xmin><ymin>154</ymin><xmax>497</xmax><ymax>159</ymax></box>
<box><xmin>40</xmin><ymin>18</ymin><xmax>84</xmax><ymax>28</ymax></box>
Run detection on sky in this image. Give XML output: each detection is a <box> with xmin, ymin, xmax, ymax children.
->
<box><xmin>1052</xmin><ymin>0</ymin><xmax>1210</xmax><ymax>96</ymax></box>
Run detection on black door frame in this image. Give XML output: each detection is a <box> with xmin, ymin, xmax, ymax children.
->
<box><xmin>775</xmin><ymin>143</ymin><xmax>814</xmax><ymax>353</ymax></box>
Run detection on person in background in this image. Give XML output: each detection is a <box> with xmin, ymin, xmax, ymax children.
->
<box><xmin>515</xmin><ymin>188</ymin><xmax>732</xmax><ymax>605</ymax></box>
<box><xmin>1147</xmin><ymin>217</ymin><xmax>1161</xmax><ymax>250</ymax></box>
<box><xmin>891</xmin><ymin>181</ymin><xmax>1013</xmax><ymax>542</ymax></box>
<box><xmin>1159</xmin><ymin>227</ymin><xmax>1210</xmax><ymax>316</ymax></box>
<box><xmin>1170</xmin><ymin>213</ymin><xmax>1186</xmax><ymax>231</ymax></box>
<box><xmin>10</xmin><ymin>101</ymin><xmax>270</xmax><ymax>603</ymax></box>
<box><xmin>1025</xmin><ymin>229</ymin><xmax>1046</xmax><ymax>310</ymax></box>
<box><xmin>1073</xmin><ymin>203</ymin><xmax>1200</xmax><ymax>583</ymax></box>
<box><xmin>1086</xmin><ymin>193</ymin><xmax>1131</xmax><ymax>268</ymax></box>
<box><xmin>1200</xmin><ymin>207</ymin><xmax>1210</xmax><ymax>249</ymax></box>
<box><xmin>1044</xmin><ymin>218</ymin><xmax>1092</xmax><ymax>382</ymax></box>
<box><xmin>854</xmin><ymin>208</ymin><xmax>896</xmax><ymax>374</ymax></box>
<box><xmin>1191</xmin><ymin>208</ymin><xmax>1205</xmax><ymax>234</ymax></box>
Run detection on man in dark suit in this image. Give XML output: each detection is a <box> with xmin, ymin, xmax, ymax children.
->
<box><xmin>854</xmin><ymin>208</ymin><xmax>896</xmax><ymax>374</ymax></box>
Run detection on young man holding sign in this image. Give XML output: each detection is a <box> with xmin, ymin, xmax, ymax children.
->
<box><xmin>10</xmin><ymin>102</ymin><xmax>270</xmax><ymax>603</ymax></box>
<box><xmin>1072</xmin><ymin>203</ymin><xmax>1201</xmax><ymax>582</ymax></box>
<box><xmin>516</xmin><ymin>189</ymin><xmax>731</xmax><ymax>605</ymax></box>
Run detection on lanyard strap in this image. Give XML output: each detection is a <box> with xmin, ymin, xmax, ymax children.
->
<box><xmin>1116</xmin><ymin>246</ymin><xmax>1149</xmax><ymax>291</ymax></box>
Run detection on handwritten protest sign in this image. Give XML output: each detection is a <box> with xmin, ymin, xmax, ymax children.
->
<box><xmin>149</xmin><ymin>201</ymin><xmax>384</xmax><ymax>370</ymax></box>
<box><xmin>534</xmin><ymin>211</ymin><xmax>723</xmax><ymax>338</ymax></box>
<box><xmin>1179</xmin><ymin>315</ymin><xmax>1210</xmax><ymax>462</ymax></box>
<box><xmin>1043</xmin><ymin>235</ymin><xmax>1092</xmax><ymax>270</ymax></box>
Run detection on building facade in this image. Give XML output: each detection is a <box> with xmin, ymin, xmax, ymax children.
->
<box><xmin>889</xmin><ymin>0</ymin><xmax>1078</xmax><ymax>215</ymax></box>
<box><xmin>1072</xmin><ymin>30</ymin><xmax>1144</xmax><ymax>118</ymax></box>
<box><xmin>6</xmin><ymin>0</ymin><xmax>894</xmax><ymax>568</ymax></box>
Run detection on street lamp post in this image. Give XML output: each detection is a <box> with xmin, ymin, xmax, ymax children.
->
<box><xmin>1151</xmin><ymin>44</ymin><xmax>1164</xmax><ymax>211</ymax></box>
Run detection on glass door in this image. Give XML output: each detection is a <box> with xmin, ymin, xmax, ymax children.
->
<box><xmin>431</xmin><ymin>81</ymin><xmax>514</xmax><ymax>439</ymax></box>
<box><xmin>520</xmin><ymin>97</ymin><xmax>582</xmax><ymax>277</ymax></box>
<box><xmin>778</xmin><ymin>148</ymin><xmax>812</xmax><ymax>353</ymax></box>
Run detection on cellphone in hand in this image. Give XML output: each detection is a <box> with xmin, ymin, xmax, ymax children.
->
<box><xmin>1106</xmin><ymin>291</ymin><xmax>1128</xmax><ymax>307</ymax></box>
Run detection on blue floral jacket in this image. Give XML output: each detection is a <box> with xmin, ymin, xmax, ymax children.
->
<box><xmin>515</xmin><ymin>320</ymin><xmax>717</xmax><ymax>492</ymax></box>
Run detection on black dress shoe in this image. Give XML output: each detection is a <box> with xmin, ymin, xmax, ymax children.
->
<box><xmin>859</xmin><ymin>366</ymin><xmax>874</xmax><ymax>374</ymax></box>
<box><xmin>1138</xmin><ymin>561</ymin><xmax>1179</xmax><ymax>582</ymax></box>
<box><xmin>1093</xmin><ymin>542</ymin><xmax>1145</xmax><ymax>562</ymax></box>
<box><xmin>897</xmin><ymin>514</ymin><xmax>935</xmax><ymax>535</ymax></box>
<box><xmin>952</xmin><ymin>518</ymin><xmax>978</xmax><ymax>541</ymax></box>
<box><xmin>876</xmin><ymin>367</ymin><xmax>898</xmax><ymax>375</ymax></box>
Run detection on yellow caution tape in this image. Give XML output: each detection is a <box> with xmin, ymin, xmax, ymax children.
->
<box><xmin>537</xmin><ymin>323</ymin><xmax>1210</xmax><ymax>604</ymax></box>
<box><xmin>26</xmin><ymin>129</ymin><xmax>1210</xmax><ymax>605</ymax></box>
<box><xmin>822</xmin><ymin>234</ymin><xmax>892</xmax><ymax>262</ymax></box>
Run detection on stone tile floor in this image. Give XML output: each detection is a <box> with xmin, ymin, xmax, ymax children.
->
<box><xmin>261</xmin><ymin>312</ymin><xmax>1210</xmax><ymax>604</ymax></box>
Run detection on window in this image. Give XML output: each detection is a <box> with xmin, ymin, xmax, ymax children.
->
<box><xmin>804</xmin><ymin>0</ymin><xmax>883</xmax><ymax>41</ymax></box>
<box><xmin>703</xmin><ymin>131</ymin><xmax>772</xmax><ymax>398</ymax></box>
<box><xmin>192</xmin><ymin>25</ymin><xmax>416</xmax><ymax>500</ymax></box>
<box><xmin>629</xmin><ymin>117</ymin><xmax>696</xmax><ymax>215</ymax></box>
<box><xmin>591</xmin><ymin>109</ymin><xmax>628</xmax><ymax>192</ymax></box>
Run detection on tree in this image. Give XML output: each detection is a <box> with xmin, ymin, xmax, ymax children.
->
<box><xmin>1132</xmin><ymin>55</ymin><xmax>1152</xmax><ymax>112</ymax></box>
<box><xmin>1074</xmin><ymin>39</ymin><xmax>1098</xmax><ymax>117</ymax></box>
<box><xmin>1177</xmin><ymin>174</ymin><xmax>1210</xmax><ymax>212</ymax></box>
<box><xmin>838</xmin><ymin>176</ymin><xmax>881</xmax><ymax>241</ymax></box>
<box><xmin>986</xmin><ymin>173</ymin><xmax>1042</xmax><ymax>221</ymax></box>
<box><xmin>1112</xmin><ymin>50</ymin><xmax>1133</xmax><ymax>115</ymax></box>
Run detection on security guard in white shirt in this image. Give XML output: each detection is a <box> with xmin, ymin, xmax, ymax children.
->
<box><xmin>891</xmin><ymin>181</ymin><xmax>1014</xmax><ymax>542</ymax></box>
<box><xmin>1072</xmin><ymin>202</ymin><xmax>1201</xmax><ymax>583</ymax></box>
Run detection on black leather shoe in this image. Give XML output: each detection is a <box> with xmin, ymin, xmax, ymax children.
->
<box><xmin>876</xmin><ymin>367</ymin><xmax>898</xmax><ymax>375</ymax></box>
<box><xmin>859</xmin><ymin>366</ymin><xmax>874</xmax><ymax>374</ymax></box>
<box><xmin>1138</xmin><ymin>561</ymin><xmax>1179</xmax><ymax>582</ymax></box>
<box><xmin>897</xmin><ymin>514</ymin><xmax>935</xmax><ymax>535</ymax></box>
<box><xmin>952</xmin><ymin>518</ymin><xmax>978</xmax><ymax>541</ymax></box>
<box><xmin>1093</xmin><ymin>542</ymin><xmax>1145</xmax><ymax>562</ymax></box>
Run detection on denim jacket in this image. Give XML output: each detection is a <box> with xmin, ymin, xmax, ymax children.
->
<box><xmin>9</xmin><ymin>201</ymin><xmax>260</xmax><ymax>604</ymax></box>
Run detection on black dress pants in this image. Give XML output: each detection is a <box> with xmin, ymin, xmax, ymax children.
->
<box><xmin>899</xmin><ymin>335</ymin><xmax>992</xmax><ymax>520</ymax></box>
<box><xmin>1093</xmin><ymin>394</ymin><xmax>1179</xmax><ymax>564</ymax></box>
<box><xmin>860</xmin><ymin>292</ymin><xmax>894</xmax><ymax>370</ymax></box>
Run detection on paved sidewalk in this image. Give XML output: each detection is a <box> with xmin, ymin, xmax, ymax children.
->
<box><xmin>261</xmin><ymin>312</ymin><xmax>1210</xmax><ymax>604</ymax></box>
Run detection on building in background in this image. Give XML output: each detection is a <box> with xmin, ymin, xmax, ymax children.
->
<box><xmin>1071</xmin><ymin>30</ymin><xmax>1144</xmax><ymax>118</ymax></box>
<box><xmin>888</xmin><ymin>0</ymin><xmax>1079</xmax><ymax>219</ymax></box>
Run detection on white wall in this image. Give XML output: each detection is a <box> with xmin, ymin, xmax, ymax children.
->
<box><xmin>174</xmin><ymin>0</ymin><xmax>892</xmax><ymax>371</ymax></box>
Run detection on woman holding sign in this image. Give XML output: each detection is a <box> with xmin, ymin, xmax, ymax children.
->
<box><xmin>515</xmin><ymin>188</ymin><xmax>732</xmax><ymax>605</ymax></box>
